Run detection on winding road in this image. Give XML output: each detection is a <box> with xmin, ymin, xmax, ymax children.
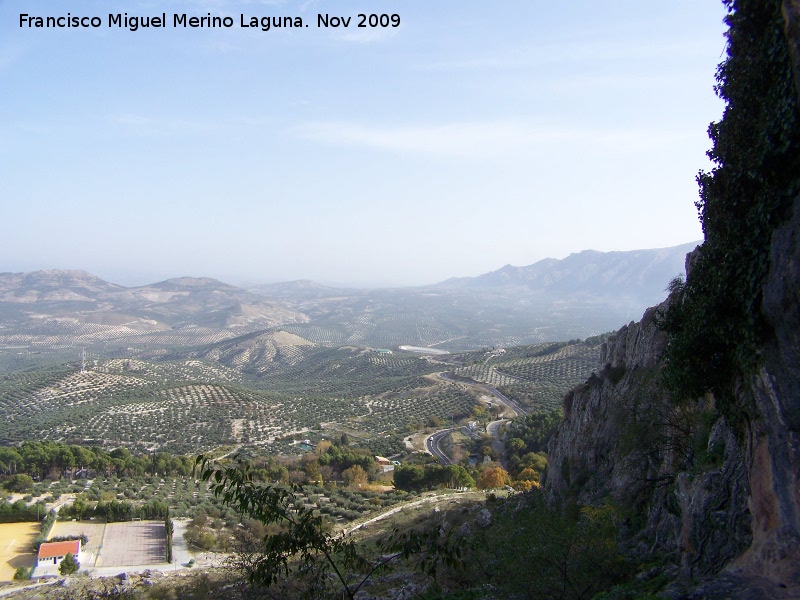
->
<box><xmin>486</xmin><ymin>418</ymin><xmax>513</xmax><ymax>465</ymax></box>
<box><xmin>425</xmin><ymin>428</ymin><xmax>455</xmax><ymax>465</ymax></box>
<box><xmin>423</xmin><ymin>372</ymin><xmax>527</xmax><ymax>465</ymax></box>
<box><xmin>437</xmin><ymin>371</ymin><xmax>528</xmax><ymax>417</ymax></box>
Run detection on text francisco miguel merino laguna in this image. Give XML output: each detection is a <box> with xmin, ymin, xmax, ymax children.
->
<box><xmin>19</xmin><ymin>12</ymin><xmax>402</xmax><ymax>32</ymax></box>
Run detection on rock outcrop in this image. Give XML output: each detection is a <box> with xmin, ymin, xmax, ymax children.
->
<box><xmin>546</xmin><ymin>255</ymin><xmax>753</xmax><ymax>584</ymax></box>
<box><xmin>546</xmin><ymin>197</ymin><xmax>800</xmax><ymax>593</ymax></box>
<box><xmin>546</xmin><ymin>5</ymin><xmax>800</xmax><ymax>594</ymax></box>
<box><xmin>734</xmin><ymin>194</ymin><xmax>800</xmax><ymax>587</ymax></box>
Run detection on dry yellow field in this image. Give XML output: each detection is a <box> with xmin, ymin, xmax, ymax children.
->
<box><xmin>0</xmin><ymin>522</ymin><xmax>39</xmax><ymax>582</ymax></box>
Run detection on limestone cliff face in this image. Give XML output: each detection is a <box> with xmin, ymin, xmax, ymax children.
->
<box><xmin>547</xmin><ymin>6</ymin><xmax>800</xmax><ymax>592</ymax></box>
<box><xmin>545</xmin><ymin>195</ymin><xmax>800</xmax><ymax>591</ymax></box>
<box><xmin>545</xmin><ymin>256</ymin><xmax>752</xmax><ymax>581</ymax></box>
<box><xmin>736</xmin><ymin>194</ymin><xmax>800</xmax><ymax>586</ymax></box>
<box><xmin>545</xmin><ymin>302</ymin><xmax>670</xmax><ymax>511</ymax></box>
<box><xmin>785</xmin><ymin>0</ymin><xmax>800</xmax><ymax>98</ymax></box>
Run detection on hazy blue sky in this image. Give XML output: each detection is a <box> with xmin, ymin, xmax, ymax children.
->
<box><xmin>1</xmin><ymin>1</ymin><xmax>727</xmax><ymax>287</ymax></box>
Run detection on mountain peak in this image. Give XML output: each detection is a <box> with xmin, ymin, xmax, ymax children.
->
<box><xmin>435</xmin><ymin>242</ymin><xmax>699</xmax><ymax>305</ymax></box>
<box><xmin>147</xmin><ymin>276</ymin><xmax>234</xmax><ymax>291</ymax></box>
<box><xmin>0</xmin><ymin>269</ymin><xmax>125</xmax><ymax>302</ymax></box>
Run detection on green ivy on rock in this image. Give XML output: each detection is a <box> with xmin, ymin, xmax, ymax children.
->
<box><xmin>661</xmin><ymin>0</ymin><xmax>800</xmax><ymax>421</ymax></box>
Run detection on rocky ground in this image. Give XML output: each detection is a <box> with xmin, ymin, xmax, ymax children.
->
<box><xmin>0</xmin><ymin>569</ymin><xmax>242</xmax><ymax>600</ymax></box>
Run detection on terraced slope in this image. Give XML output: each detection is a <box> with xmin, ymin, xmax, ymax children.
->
<box><xmin>451</xmin><ymin>342</ymin><xmax>603</xmax><ymax>411</ymax></box>
<box><xmin>0</xmin><ymin>330</ymin><xmax>602</xmax><ymax>454</ymax></box>
<box><xmin>0</xmin><ymin>353</ymin><xmax>469</xmax><ymax>454</ymax></box>
<box><xmin>182</xmin><ymin>329</ymin><xmax>441</xmax><ymax>397</ymax></box>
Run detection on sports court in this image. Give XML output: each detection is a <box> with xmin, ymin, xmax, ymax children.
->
<box><xmin>95</xmin><ymin>521</ymin><xmax>166</xmax><ymax>567</ymax></box>
<box><xmin>0</xmin><ymin>522</ymin><xmax>39</xmax><ymax>581</ymax></box>
<box><xmin>49</xmin><ymin>520</ymin><xmax>107</xmax><ymax>567</ymax></box>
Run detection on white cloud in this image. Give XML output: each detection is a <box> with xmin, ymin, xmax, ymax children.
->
<box><xmin>292</xmin><ymin>120</ymin><xmax>692</xmax><ymax>159</ymax></box>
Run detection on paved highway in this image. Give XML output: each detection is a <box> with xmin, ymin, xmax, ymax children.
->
<box><xmin>483</xmin><ymin>384</ymin><xmax>527</xmax><ymax>416</ymax></box>
<box><xmin>423</xmin><ymin>372</ymin><xmax>528</xmax><ymax>466</ymax></box>
<box><xmin>437</xmin><ymin>371</ymin><xmax>527</xmax><ymax>468</ymax></box>
<box><xmin>486</xmin><ymin>418</ymin><xmax>512</xmax><ymax>466</ymax></box>
<box><xmin>425</xmin><ymin>428</ymin><xmax>454</xmax><ymax>465</ymax></box>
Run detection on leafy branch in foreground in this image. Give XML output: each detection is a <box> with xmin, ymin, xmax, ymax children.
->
<box><xmin>196</xmin><ymin>454</ymin><xmax>462</xmax><ymax>599</ymax></box>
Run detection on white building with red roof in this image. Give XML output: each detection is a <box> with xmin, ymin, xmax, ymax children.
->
<box><xmin>36</xmin><ymin>539</ymin><xmax>82</xmax><ymax>575</ymax></box>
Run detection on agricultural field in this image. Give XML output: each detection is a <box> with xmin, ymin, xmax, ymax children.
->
<box><xmin>281</xmin><ymin>311</ymin><xmax>461</xmax><ymax>350</ymax></box>
<box><xmin>0</xmin><ymin>329</ymin><xmax>604</xmax><ymax>455</ymax></box>
<box><xmin>286</xmin><ymin>485</ymin><xmax>412</xmax><ymax>523</ymax></box>
<box><xmin>264</xmin><ymin>284</ymin><xmax>633</xmax><ymax>352</ymax></box>
<box><xmin>0</xmin><ymin>340</ymin><xmax>467</xmax><ymax>453</ymax></box>
<box><xmin>492</xmin><ymin>344</ymin><xmax>602</xmax><ymax>382</ymax></box>
<box><xmin>359</xmin><ymin>387</ymin><xmax>479</xmax><ymax>434</ymax></box>
<box><xmin>0</xmin><ymin>351</ymin><xmax>79</xmax><ymax>376</ymax></box>
<box><xmin>452</xmin><ymin>342</ymin><xmax>603</xmax><ymax>412</ymax></box>
<box><xmin>98</xmin><ymin>358</ymin><xmax>242</xmax><ymax>386</ymax></box>
<box><xmin>0</xmin><ymin>522</ymin><xmax>39</xmax><ymax>582</ymax></box>
<box><xmin>185</xmin><ymin>332</ymin><xmax>441</xmax><ymax>398</ymax></box>
<box><xmin>81</xmin><ymin>476</ymin><xmax>227</xmax><ymax>518</ymax></box>
<box><xmin>76</xmin><ymin>476</ymin><xmax>415</xmax><ymax>524</ymax></box>
<box><xmin>0</xmin><ymin>319</ymin><xmax>246</xmax><ymax>359</ymax></box>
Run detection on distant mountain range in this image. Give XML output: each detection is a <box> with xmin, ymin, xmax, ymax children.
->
<box><xmin>0</xmin><ymin>270</ymin><xmax>307</xmax><ymax>354</ymax></box>
<box><xmin>0</xmin><ymin>242</ymin><xmax>697</xmax><ymax>359</ymax></box>
<box><xmin>438</xmin><ymin>243</ymin><xmax>697</xmax><ymax>303</ymax></box>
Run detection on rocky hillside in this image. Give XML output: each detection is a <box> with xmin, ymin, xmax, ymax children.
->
<box><xmin>0</xmin><ymin>270</ymin><xmax>124</xmax><ymax>302</ymax></box>
<box><xmin>546</xmin><ymin>1</ymin><xmax>800</xmax><ymax>595</ymax></box>
<box><xmin>545</xmin><ymin>258</ymin><xmax>756</xmax><ymax>593</ymax></box>
<box><xmin>245</xmin><ymin>243</ymin><xmax>696</xmax><ymax>351</ymax></box>
<box><xmin>0</xmin><ymin>271</ymin><xmax>307</xmax><ymax>353</ymax></box>
<box><xmin>0</xmin><ymin>243</ymin><xmax>697</xmax><ymax>357</ymax></box>
<box><xmin>0</xmin><ymin>271</ymin><xmax>304</xmax><ymax>329</ymax></box>
<box><xmin>547</xmin><ymin>206</ymin><xmax>800</xmax><ymax>597</ymax></box>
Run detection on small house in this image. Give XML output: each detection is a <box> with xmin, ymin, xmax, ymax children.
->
<box><xmin>374</xmin><ymin>456</ymin><xmax>394</xmax><ymax>473</ymax></box>
<box><xmin>37</xmin><ymin>540</ymin><xmax>81</xmax><ymax>568</ymax></box>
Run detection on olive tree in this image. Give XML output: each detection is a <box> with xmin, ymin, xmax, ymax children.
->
<box><xmin>59</xmin><ymin>553</ymin><xmax>79</xmax><ymax>576</ymax></box>
<box><xmin>196</xmin><ymin>455</ymin><xmax>461</xmax><ymax>599</ymax></box>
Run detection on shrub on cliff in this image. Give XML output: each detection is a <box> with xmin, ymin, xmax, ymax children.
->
<box><xmin>661</xmin><ymin>0</ymin><xmax>800</xmax><ymax>422</ymax></box>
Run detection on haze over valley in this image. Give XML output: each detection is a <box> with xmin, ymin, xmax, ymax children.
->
<box><xmin>5</xmin><ymin>0</ymin><xmax>797</xmax><ymax>595</ymax></box>
<box><xmin>0</xmin><ymin>242</ymin><xmax>694</xmax><ymax>364</ymax></box>
<box><xmin>0</xmin><ymin>241</ymin><xmax>694</xmax><ymax>456</ymax></box>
